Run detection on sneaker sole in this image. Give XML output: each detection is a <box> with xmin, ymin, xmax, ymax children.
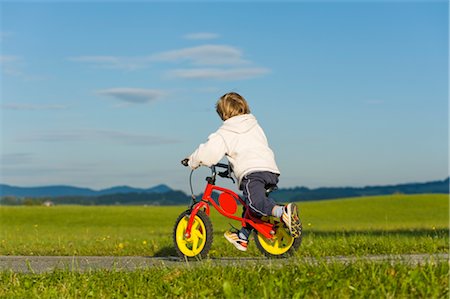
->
<box><xmin>288</xmin><ymin>204</ymin><xmax>302</xmax><ymax>238</ymax></box>
<box><xmin>224</xmin><ymin>232</ymin><xmax>248</xmax><ymax>252</ymax></box>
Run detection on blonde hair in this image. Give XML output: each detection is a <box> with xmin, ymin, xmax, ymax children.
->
<box><xmin>216</xmin><ymin>92</ymin><xmax>250</xmax><ymax>121</ymax></box>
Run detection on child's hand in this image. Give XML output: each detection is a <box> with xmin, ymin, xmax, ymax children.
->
<box><xmin>181</xmin><ymin>158</ymin><xmax>189</xmax><ymax>167</ymax></box>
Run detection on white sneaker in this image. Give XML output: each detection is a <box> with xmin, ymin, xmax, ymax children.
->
<box><xmin>224</xmin><ymin>230</ymin><xmax>248</xmax><ymax>252</ymax></box>
<box><xmin>282</xmin><ymin>203</ymin><xmax>301</xmax><ymax>237</ymax></box>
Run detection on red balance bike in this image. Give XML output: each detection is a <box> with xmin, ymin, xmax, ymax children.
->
<box><xmin>173</xmin><ymin>163</ymin><xmax>302</xmax><ymax>259</ymax></box>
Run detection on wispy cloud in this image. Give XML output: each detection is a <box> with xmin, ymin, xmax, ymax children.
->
<box><xmin>2</xmin><ymin>103</ymin><xmax>68</xmax><ymax>111</ymax></box>
<box><xmin>1</xmin><ymin>153</ymin><xmax>34</xmax><ymax>166</ymax></box>
<box><xmin>96</xmin><ymin>88</ymin><xmax>166</xmax><ymax>104</ymax></box>
<box><xmin>166</xmin><ymin>67</ymin><xmax>270</xmax><ymax>80</ymax></box>
<box><xmin>0</xmin><ymin>55</ymin><xmax>46</xmax><ymax>80</ymax></box>
<box><xmin>70</xmin><ymin>44</ymin><xmax>270</xmax><ymax>80</ymax></box>
<box><xmin>152</xmin><ymin>44</ymin><xmax>247</xmax><ymax>66</ymax></box>
<box><xmin>69</xmin><ymin>56</ymin><xmax>149</xmax><ymax>71</ymax></box>
<box><xmin>1</xmin><ymin>163</ymin><xmax>106</xmax><ymax>184</ymax></box>
<box><xmin>17</xmin><ymin>129</ymin><xmax>181</xmax><ymax>146</ymax></box>
<box><xmin>183</xmin><ymin>32</ymin><xmax>220</xmax><ymax>40</ymax></box>
<box><xmin>71</xmin><ymin>45</ymin><xmax>246</xmax><ymax>69</ymax></box>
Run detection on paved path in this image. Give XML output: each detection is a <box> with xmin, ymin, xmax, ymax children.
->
<box><xmin>0</xmin><ymin>253</ymin><xmax>447</xmax><ymax>274</ymax></box>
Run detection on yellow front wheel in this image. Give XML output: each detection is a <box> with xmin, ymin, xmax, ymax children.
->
<box><xmin>254</xmin><ymin>222</ymin><xmax>302</xmax><ymax>258</ymax></box>
<box><xmin>173</xmin><ymin>210</ymin><xmax>213</xmax><ymax>259</ymax></box>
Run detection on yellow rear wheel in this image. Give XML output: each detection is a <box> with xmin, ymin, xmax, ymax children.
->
<box><xmin>254</xmin><ymin>222</ymin><xmax>302</xmax><ymax>258</ymax></box>
<box><xmin>173</xmin><ymin>210</ymin><xmax>213</xmax><ymax>259</ymax></box>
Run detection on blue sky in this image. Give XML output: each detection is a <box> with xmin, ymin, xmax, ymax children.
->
<box><xmin>0</xmin><ymin>1</ymin><xmax>448</xmax><ymax>194</ymax></box>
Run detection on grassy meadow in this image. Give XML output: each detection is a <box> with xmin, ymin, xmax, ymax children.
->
<box><xmin>0</xmin><ymin>194</ymin><xmax>448</xmax><ymax>298</ymax></box>
<box><xmin>0</xmin><ymin>194</ymin><xmax>447</xmax><ymax>257</ymax></box>
<box><xmin>2</xmin><ymin>261</ymin><xmax>448</xmax><ymax>298</ymax></box>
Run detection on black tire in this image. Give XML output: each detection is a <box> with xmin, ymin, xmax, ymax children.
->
<box><xmin>173</xmin><ymin>209</ymin><xmax>213</xmax><ymax>260</ymax></box>
<box><xmin>254</xmin><ymin>222</ymin><xmax>302</xmax><ymax>258</ymax></box>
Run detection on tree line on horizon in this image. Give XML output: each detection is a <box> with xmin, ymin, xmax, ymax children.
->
<box><xmin>1</xmin><ymin>178</ymin><xmax>448</xmax><ymax>206</ymax></box>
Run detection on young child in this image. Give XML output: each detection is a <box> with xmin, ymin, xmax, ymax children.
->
<box><xmin>182</xmin><ymin>92</ymin><xmax>300</xmax><ymax>252</ymax></box>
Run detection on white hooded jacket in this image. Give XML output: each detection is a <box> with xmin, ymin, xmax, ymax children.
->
<box><xmin>188</xmin><ymin>114</ymin><xmax>280</xmax><ymax>185</ymax></box>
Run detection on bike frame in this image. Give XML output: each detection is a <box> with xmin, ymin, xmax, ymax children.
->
<box><xmin>184</xmin><ymin>166</ymin><xmax>277</xmax><ymax>240</ymax></box>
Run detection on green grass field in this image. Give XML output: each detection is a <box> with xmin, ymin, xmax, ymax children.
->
<box><xmin>0</xmin><ymin>194</ymin><xmax>447</xmax><ymax>257</ymax></box>
<box><xmin>1</xmin><ymin>194</ymin><xmax>448</xmax><ymax>298</ymax></box>
<box><xmin>2</xmin><ymin>261</ymin><xmax>448</xmax><ymax>298</ymax></box>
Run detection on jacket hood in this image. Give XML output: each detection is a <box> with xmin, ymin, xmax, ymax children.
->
<box><xmin>220</xmin><ymin>114</ymin><xmax>258</xmax><ymax>134</ymax></box>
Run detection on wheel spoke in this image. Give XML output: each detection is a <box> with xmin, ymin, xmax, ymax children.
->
<box><xmin>193</xmin><ymin>220</ymin><xmax>200</xmax><ymax>230</ymax></box>
<box><xmin>273</xmin><ymin>238</ymin><xmax>279</xmax><ymax>248</ymax></box>
<box><xmin>192</xmin><ymin>234</ymin><xmax>199</xmax><ymax>251</ymax></box>
<box><xmin>177</xmin><ymin>219</ymin><xmax>188</xmax><ymax>243</ymax></box>
<box><xmin>278</xmin><ymin>227</ymin><xmax>288</xmax><ymax>239</ymax></box>
<box><xmin>193</xmin><ymin>229</ymin><xmax>204</xmax><ymax>240</ymax></box>
<box><xmin>180</xmin><ymin>219</ymin><xmax>188</xmax><ymax>231</ymax></box>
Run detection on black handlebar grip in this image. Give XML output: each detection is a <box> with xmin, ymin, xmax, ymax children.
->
<box><xmin>218</xmin><ymin>170</ymin><xmax>229</xmax><ymax>178</ymax></box>
<box><xmin>181</xmin><ymin>158</ymin><xmax>189</xmax><ymax>167</ymax></box>
<box><xmin>215</xmin><ymin>163</ymin><xmax>229</xmax><ymax>169</ymax></box>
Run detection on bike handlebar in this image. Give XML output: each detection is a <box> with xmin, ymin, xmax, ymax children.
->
<box><xmin>181</xmin><ymin>159</ymin><xmax>229</xmax><ymax>171</ymax></box>
<box><xmin>181</xmin><ymin>159</ymin><xmax>235</xmax><ymax>182</ymax></box>
<box><xmin>183</xmin><ymin>159</ymin><xmax>236</xmax><ymax>198</ymax></box>
<box><xmin>212</xmin><ymin>163</ymin><xmax>229</xmax><ymax>169</ymax></box>
<box><xmin>211</xmin><ymin>163</ymin><xmax>235</xmax><ymax>184</ymax></box>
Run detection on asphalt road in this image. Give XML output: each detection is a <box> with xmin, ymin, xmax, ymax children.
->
<box><xmin>1</xmin><ymin>253</ymin><xmax>448</xmax><ymax>273</ymax></box>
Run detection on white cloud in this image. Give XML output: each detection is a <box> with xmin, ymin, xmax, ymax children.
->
<box><xmin>166</xmin><ymin>67</ymin><xmax>270</xmax><ymax>80</ymax></box>
<box><xmin>0</xmin><ymin>55</ymin><xmax>46</xmax><ymax>80</ymax></box>
<box><xmin>183</xmin><ymin>32</ymin><xmax>220</xmax><ymax>40</ymax></box>
<box><xmin>16</xmin><ymin>129</ymin><xmax>181</xmax><ymax>146</ymax></box>
<box><xmin>70</xmin><ymin>44</ymin><xmax>270</xmax><ymax>80</ymax></box>
<box><xmin>96</xmin><ymin>88</ymin><xmax>166</xmax><ymax>104</ymax></box>
<box><xmin>1</xmin><ymin>153</ymin><xmax>34</xmax><ymax>166</ymax></box>
<box><xmin>70</xmin><ymin>45</ymin><xmax>248</xmax><ymax>69</ymax></box>
<box><xmin>69</xmin><ymin>56</ymin><xmax>149</xmax><ymax>71</ymax></box>
<box><xmin>152</xmin><ymin>44</ymin><xmax>248</xmax><ymax>66</ymax></box>
<box><xmin>2</xmin><ymin>103</ymin><xmax>68</xmax><ymax>111</ymax></box>
<box><xmin>97</xmin><ymin>130</ymin><xmax>180</xmax><ymax>146</ymax></box>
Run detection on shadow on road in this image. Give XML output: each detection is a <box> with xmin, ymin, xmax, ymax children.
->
<box><xmin>153</xmin><ymin>246</ymin><xmax>177</xmax><ymax>257</ymax></box>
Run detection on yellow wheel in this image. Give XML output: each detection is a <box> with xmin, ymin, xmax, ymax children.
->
<box><xmin>173</xmin><ymin>210</ymin><xmax>213</xmax><ymax>259</ymax></box>
<box><xmin>254</xmin><ymin>222</ymin><xmax>302</xmax><ymax>258</ymax></box>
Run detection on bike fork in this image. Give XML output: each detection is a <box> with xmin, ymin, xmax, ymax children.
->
<box><xmin>184</xmin><ymin>201</ymin><xmax>210</xmax><ymax>238</ymax></box>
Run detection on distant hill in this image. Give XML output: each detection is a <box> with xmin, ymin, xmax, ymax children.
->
<box><xmin>0</xmin><ymin>178</ymin><xmax>448</xmax><ymax>206</ymax></box>
<box><xmin>48</xmin><ymin>190</ymin><xmax>189</xmax><ymax>206</ymax></box>
<box><xmin>270</xmin><ymin>177</ymin><xmax>449</xmax><ymax>202</ymax></box>
<box><xmin>0</xmin><ymin>183</ymin><xmax>172</xmax><ymax>198</ymax></box>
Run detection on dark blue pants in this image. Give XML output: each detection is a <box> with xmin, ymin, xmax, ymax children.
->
<box><xmin>240</xmin><ymin>171</ymin><xmax>279</xmax><ymax>217</ymax></box>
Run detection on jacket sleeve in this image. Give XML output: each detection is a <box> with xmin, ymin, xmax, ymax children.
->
<box><xmin>188</xmin><ymin>133</ymin><xmax>227</xmax><ymax>169</ymax></box>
